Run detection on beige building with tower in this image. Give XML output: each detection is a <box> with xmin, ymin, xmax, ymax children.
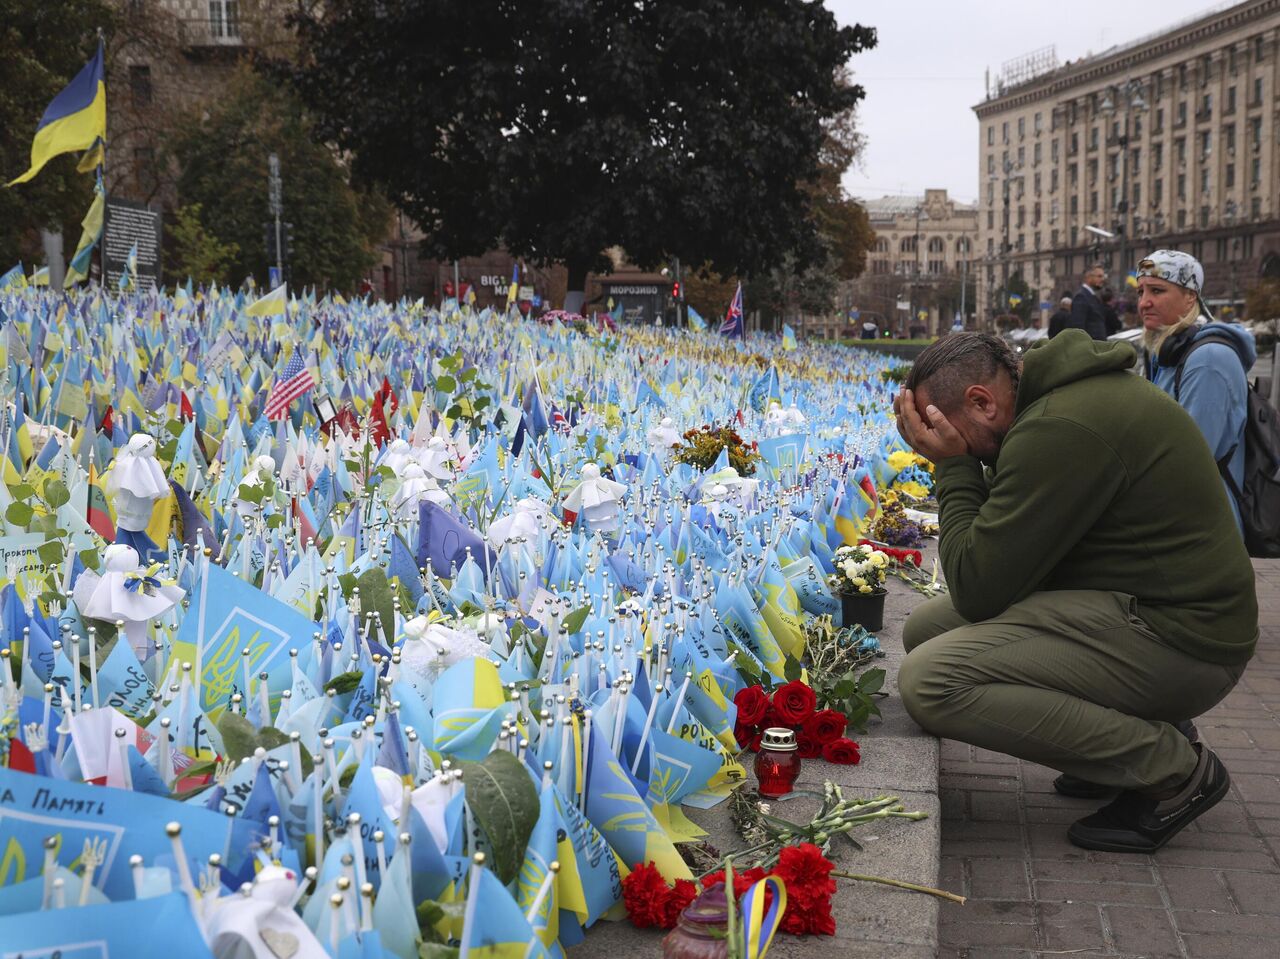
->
<box><xmin>974</xmin><ymin>0</ymin><xmax>1280</xmax><ymax>323</ymax></box>
<box><xmin>820</xmin><ymin>188</ymin><xmax>977</xmax><ymax>339</ymax></box>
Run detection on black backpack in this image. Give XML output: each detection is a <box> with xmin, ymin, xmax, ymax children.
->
<box><xmin>1174</xmin><ymin>332</ymin><xmax>1280</xmax><ymax>557</ymax></box>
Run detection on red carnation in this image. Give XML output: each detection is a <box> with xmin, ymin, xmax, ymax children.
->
<box><xmin>822</xmin><ymin>738</ymin><xmax>861</xmax><ymax>765</ymax></box>
<box><xmin>771</xmin><ymin>681</ymin><xmax>817</xmax><ymax>726</ymax></box>
<box><xmin>803</xmin><ymin>710</ymin><xmax>847</xmax><ymax>746</ymax></box>
<box><xmin>662</xmin><ymin>879</ymin><xmax>700</xmax><ymax>928</ymax></box>
<box><xmin>734</xmin><ymin>685</ymin><xmax>770</xmax><ymax>726</ymax></box>
<box><xmin>622</xmin><ymin>862</ymin><xmax>672</xmax><ymax>929</ymax></box>
<box><xmin>734</xmin><ymin>723</ymin><xmax>755</xmax><ymax>749</ymax></box>
<box><xmin>774</xmin><ymin>843</ymin><xmax>838</xmax><ymax>936</ymax></box>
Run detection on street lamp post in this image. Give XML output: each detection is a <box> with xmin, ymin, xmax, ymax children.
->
<box><xmin>1100</xmin><ymin>79</ymin><xmax>1147</xmax><ymax>286</ymax></box>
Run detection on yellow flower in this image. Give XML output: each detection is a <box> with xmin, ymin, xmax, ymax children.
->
<box><xmin>895</xmin><ymin>480</ymin><xmax>930</xmax><ymax>500</ymax></box>
<box><xmin>870</xmin><ymin>552</ymin><xmax>888</xmax><ymax>568</ymax></box>
<box><xmin>852</xmin><ymin>576</ymin><xmax>867</xmax><ymax>588</ymax></box>
<box><xmin>888</xmin><ymin>450</ymin><xmax>915</xmax><ymax>472</ymax></box>
<box><xmin>858</xmin><ymin>584</ymin><xmax>873</xmax><ymax>594</ymax></box>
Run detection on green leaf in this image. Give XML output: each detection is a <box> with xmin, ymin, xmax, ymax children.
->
<box><xmin>265</xmin><ymin>513</ymin><xmax>285</xmax><ymax>529</ymax></box>
<box><xmin>472</xmin><ymin>395</ymin><xmax>490</xmax><ymax>411</ymax></box>
<box><xmin>459</xmin><ymin>367</ymin><xmax>477</xmax><ymax>383</ymax></box>
<box><xmin>325</xmin><ymin>670</ymin><xmax>364</xmax><ymax>695</ymax></box>
<box><xmin>783</xmin><ymin>655</ymin><xmax>802</xmax><ymax>683</ymax></box>
<box><xmin>462</xmin><ymin>750</ymin><xmax>539</xmax><ymax>885</ymax></box>
<box><xmin>435</xmin><ymin>375</ymin><xmax>456</xmax><ymax>394</ymax></box>
<box><xmin>78</xmin><ymin>548</ymin><xmax>100</xmax><ymax>571</ymax></box>
<box><xmin>36</xmin><ymin>541</ymin><xmax>64</xmax><ymax>567</ymax></box>
<box><xmin>10</xmin><ymin>484</ymin><xmax>36</xmax><ymax>503</ymax></box>
<box><xmin>562</xmin><ymin>604</ymin><xmax>590</xmax><ymax>636</ymax></box>
<box><xmin>42</xmin><ymin>479</ymin><xmax>70</xmax><ymax>509</ymax></box>
<box><xmin>858</xmin><ymin>668</ymin><xmax>886</xmax><ymax>696</ymax></box>
<box><xmin>5</xmin><ymin>502</ymin><xmax>33</xmax><ymax>527</ymax></box>
<box><xmin>217</xmin><ymin>712</ymin><xmax>259</xmax><ymax>763</ymax></box>
<box><xmin>356</xmin><ymin>566</ymin><xmax>397</xmax><ymax>645</ymax></box>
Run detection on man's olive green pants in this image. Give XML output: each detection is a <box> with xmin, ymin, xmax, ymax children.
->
<box><xmin>900</xmin><ymin>590</ymin><xmax>1246</xmax><ymax>793</ymax></box>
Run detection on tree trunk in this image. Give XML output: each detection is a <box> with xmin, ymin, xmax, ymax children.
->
<box><xmin>564</xmin><ymin>260</ymin><xmax>588</xmax><ymax>314</ymax></box>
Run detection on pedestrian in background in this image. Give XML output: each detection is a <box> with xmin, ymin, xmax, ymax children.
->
<box><xmin>1067</xmin><ymin>263</ymin><xmax>1109</xmax><ymax>340</ymax></box>
<box><xmin>1100</xmin><ymin>288</ymin><xmax>1122</xmax><ymax>336</ymax></box>
<box><xmin>1047</xmin><ymin>296</ymin><xmax>1073</xmax><ymax>338</ymax></box>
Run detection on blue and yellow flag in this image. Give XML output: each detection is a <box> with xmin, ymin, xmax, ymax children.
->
<box><xmin>8</xmin><ymin>41</ymin><xmax>106</xmax><ymax>186</ymax></box>
<box><xmin>781</xmin><ymin>323</ymin><xmax>797</xmax><ymax>351</ymax></box>
<box><xmin>65</xmin><ymin>178</ymin><xmax>105</xmax><ymax>287</ymax></box>
<box><xmin>431</xmin><ymin>657</ymin><xmax>509</xmax><ymax>760</ymax></box>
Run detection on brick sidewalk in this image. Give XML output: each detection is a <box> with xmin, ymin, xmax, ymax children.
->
<box><xmin>937</xmin><ymin>559</ymin><xmax>1280</xmax><ymax>959</ymax></box>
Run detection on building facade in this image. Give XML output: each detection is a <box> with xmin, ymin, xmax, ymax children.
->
<box><xmin>819</xmin><ymin>188</ymin><xmax>977</xmax><ymax>339</ymax></box>
<box><xmin>974</xmin><ymin>0</ymin><xmax>1280</xmax><ymax>323</ymax></box>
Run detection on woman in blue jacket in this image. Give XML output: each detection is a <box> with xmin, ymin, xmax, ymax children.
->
<box><xmin>1138</xmin><ymin>250</ymin><xmax>1256</xmax><ymax>535</ymax></box>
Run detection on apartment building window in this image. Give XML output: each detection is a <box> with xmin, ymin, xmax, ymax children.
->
<box><xmin>988</xmin><ymin>125</ymin><xmax>995</xmax><ymax>146</ymax></box>
<box><xmin>1199</xmin><ymin>130</ymin><xmax>1211</xmax><ymax>159</ymax></box>
<box><xmin>1155</xmin><ymin>72</ymin><xmax>1164</xmax><ymax>99</ymax></box>
<box><xmin>1069</xmin><ymin>163</ymin><xmax>1078</xmax><ymax>187</ymax></box>
<box><xmin>1087</xmin><ymin>158</ymin><xmax>1097</xmax><ymax>183</ymax></box>
<box><xmin>1177</xmin><ymin>173</ymin><xmax>1186</xmax><ymax>199</ymax></box>
<box><xmin>1090</xmin><ymin>126</ymin><xmax>1099</xmax><ymax>150</ymax></box>
<box><xmin>1176</xmin><ymin>101</ymin><xmax>1187</xmax><ymax>126</ymax></box>
<box><xmin>899</xmin><ymin>236</ymin><xmax>916</xmax><ymax>253</ymax></box>
<box><xmin>1154</xmin><ymin>178</ymin><xmax>1162</xmax><ymax>205</ymax></box>
<box><xmin>1200</xmin><ymin>167</ymin><xmax>1210</xmax><ymax>195</ymax></box>
<box><xmin>1252</xmin><ymin>197</ymin><xmax>1262</xmax><ymax>219</ymax></box>
<box><xmin>1002</xmin><ymin>121</ymin><xmax>1009</xmax><ymax>143</ymax></box>
<box><xmin>1034</xmin><ymin>232</ymin><xmax>1041</xmax><ymax>251</ymax></box>
<box><xmin>1216</xmin><ymin>237</ymin><xmax>1228</xmax><ymax>261</ymax></box>
<box><xmin>1034</xmin><ymin>172</ymin><xmax>1041</xmax><ymax>194</ymax></box>
<box><xmin>1251</xmin><ymin>156</ymin><xmax>1261</xmax><ymax>188</ymax></box>
<box><xmin>1252</xmin><ymin>76</ymin><xmax>1263</xmax><ymax>106</ymax></box>
<box><xmin>1226</xmin><ymin>85</ymin><xmax>1236</xmax><ymax>114</ymax></box>
<box><xmin>987</xmin><ymin>182</ymin><xmax>995</xmax><ymax>204</ymax></box>
<box><xmin>1016</xmin><ymin>234</ymin><xmax>1025</xmax><ymax>251</ymax></box>
<box><xmin>1226</xmin><ymin>163</ymin><xmax>1235</xmax><ymax>188</ymax></box>
<box><xmin>1256</xmin><ymin>36</ymin><xmax>1267</xmax><ymax>61</ymax></box>
<box><xmin>1154</xmin><ymin>142</ymin><xmax>1163</xmax><ymax>170</ymax></box>
<box><xmin>1133</xmin><ymin>115</ymin><xmax>1143</xmax><ymax>139</ymax></box>
<box><xmin>987</xmin><ymin>238</ymin><xmax>995</xmax><ymax>255</ymax></box>
<box><xmin>1175</xmin><ymin>137</ymin><xmax>1186</xmax><ymax>165</ymax></box>
<box><xmin>1017</xmin><ymin>146</ymin><xmax>1025</xmax><ymax>166</ymax></box>
<box><xmin>1250</xmin><ymin>116</ymin><xmax>1262</xmax><ymax>151</ymax></box>
<box><xmin>1154</xmin><ymin>107</ymin><xmax>1164</xmax><ymax>133</ymax></box>
<box><xmin>928</xmin><ymin>259</ymin><xmax>945</xmax><ymax>275</ymax></box>
<box><xmin>209</xmin><ymin>0</ymin><xmax>239</xmax><ymax>38</ymax></box>
<box><xmin>1035</xmin><ymin>112</ymin><xmax>1043</xmax><ymax>133</ymax></box>
<box><xmin>1018</xmin><ymin>117</ymin><xmax>1025</xmax><ymax>138</ymax></box>
<box><xmin>1107</xmin><ymin>154</ymin><xmax>1117</xmax><ymax>181</ymax></box>
<box><xmin>1112</xmin><ymin>120</ymin><xmax>1121</xmax><ymax>142</ymax></box>
<box><xmin>1033</xmin><ymin>201</ymin><xmax>1041</xmax><ymax>223</ymax></box>
<box><xmin>1070</xmin><ymin>195</ymin><xmax>1079</xmax><ymax>214</ymax></box>
<box><xmin>1050</xmin><ymin>169</ymin><xmax>1059</xmax><ymax>191</ymax></box>
<box><xmin>986</xmin><ymin>208</ymin><xmax>994</xmax><ymax>228</ymax></box>
<box><xmin>1132</xmin><ymin>182</ymin><xmax>1141</xmax><ymax>208</ymax></box>
<box><xmin>1131</xmin><ymin>147</ymin><xmax>1141</xmax><ymax>170</ymax></box>
<box><xmin>1225</xmin><ymin>123</ymin><xmax>1236</xmax><ymax>153</ymax></box>
<box><xmin>1179</xmin><ymin>63</ymin><xmax>1187</xmax><ymax>89</ymax></box>
<box><xmin>1052</xmin><ymin>139</ymin><xmax>1059</xmax><ymax>163</ymax></box>
<box><xmin>988</xmin><ymin>154</ymin><xmax>995</xmax><ymax>175</ymax></box>
<box><xmin>1016</xmin><ymin>179</ymin><xmax>1025</xmax><ymax>200</ymax></box>
<box><xmin>1070</xmin><ymin>131</ymin><xmax>1079</xmax><ymax>154</ymax></box>
<box><xmin>1200</xmin><ymin>92</ymin><xmax>1212</xmax><ymax>119</ymax></box>
<box><xmin>1200</xmin><ymin>206</ymin><xmax>1211</xmax><ymax>228</ymax></box>
<box><xmin>1089</xmin><ymin>191</ymin><xmax>1098</xmax><ymax>213</ymax></box>
<box><xmin>1003</xmin><ymin>149</ymin><xmax>1009</xmax><ymax>167</ymax></box>
<box><xmin>129</xmin><ymin>64</ymin><xmax>152</xmax><ymax>108</ymax></box>
<box><xmin>1034</xmin><ymin>142</ymin><xmax>1041</xmax><ymax>165</ymax></box>
<box><xmin>1051</xmin><ymin>229</ymin><xmax>1059</xmax><ymax>246</ymax></box>
<box><xmin>1178</xmin><ymin>209</ymin><xmax>1188</xmax><ymax>228</ymax></box>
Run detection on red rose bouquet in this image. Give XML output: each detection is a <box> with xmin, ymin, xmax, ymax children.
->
<box><xmin>622</xmin><ymin>843</ymin><xmax>839</xmax><ymax>935</ymax></box>
<box><xmin>733</xmin><ymin>683</ymin><xmax>860</xmax><ymax>765</ymax></box>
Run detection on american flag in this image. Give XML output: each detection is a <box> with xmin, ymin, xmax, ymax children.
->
<box><xmin>720</xmin><ymin>282</ymin><xmax>744</xmax><ymax>338</ymax></box>
<box><xmin>265</xmin><ymin>351</ymin><xmax>315</xmax><ymax>420</ymax></box>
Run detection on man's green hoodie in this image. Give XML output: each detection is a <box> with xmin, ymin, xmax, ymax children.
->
<box><xmin>933</xmin><ymin>329</ymin><xmax>1257</xmax><ymax>665</ymax></box>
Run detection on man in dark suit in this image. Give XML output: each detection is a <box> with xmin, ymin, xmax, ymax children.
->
<box><xmin>1067</xmin><ymin>263</ymin><xmax>1109</xmax><ymax>340</ymax></box>
<box><xmin>1047</xmin><ymin>296</ymin><xmax>1073</xmax><ymax>338</ymax></box>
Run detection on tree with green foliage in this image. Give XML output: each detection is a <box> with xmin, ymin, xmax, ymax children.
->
<box><xmin>0</xmin><ymin>0</ymin><xmax>116</xmax><ymax>269</ymax></box>
<box><xmin>167</xmin><ymin>203</ymin><xmax>239</xmax><ymax>286</ymax></box>
<box><xmin>287</xmin><ymin>0</ymin><xmax>876</xmax><ymax>309</ymax></box>
<box><xmin>165</xmin><ymin>65</ymin><xmax>389</xmax><ymax>291</ymax></box>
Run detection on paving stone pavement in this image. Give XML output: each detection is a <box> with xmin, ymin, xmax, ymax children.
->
<box><xmin>937</xmin><ymin>558</ymin><xmax>1280</xmax><ymax>959</ymax></box>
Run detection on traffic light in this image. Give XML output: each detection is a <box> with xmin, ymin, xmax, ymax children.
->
<box><xmin>671</xmin><ymin>281</ymin><xmax>681</xmax><ymax>300</ymax></box>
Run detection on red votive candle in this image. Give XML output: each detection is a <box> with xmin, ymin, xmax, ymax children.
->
<box><xmin>753</xmin><ymin>727</ymin><xmax>801</xmax><ymax>798</ymax></box>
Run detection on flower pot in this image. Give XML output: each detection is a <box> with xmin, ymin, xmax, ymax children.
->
<box><xmin>840</xmin><ymin>589</ymin><xmax>887</xmax><ymax>632</ymax></box>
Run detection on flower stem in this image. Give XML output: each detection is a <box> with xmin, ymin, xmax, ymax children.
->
<box><xmin>832</xmin><ymin>870</ymin><xmax>966</xmax><ymax>905</ymax></box>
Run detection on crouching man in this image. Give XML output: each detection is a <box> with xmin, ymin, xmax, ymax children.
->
<box><xmin>893</xmin><ymin>330</ymin><xmax>1257</xmax><ymax>852</ymax></box>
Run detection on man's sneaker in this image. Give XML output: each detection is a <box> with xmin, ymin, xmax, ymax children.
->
<box><xmin>1053</xmin><ymin>720</ymin><xmax>1201</xmax><ymax>798</ymax></box>
<box><xmin>1066</xmin><ymin>744</ymin><xmax>1231</xmax><ymax>853</ymax></box>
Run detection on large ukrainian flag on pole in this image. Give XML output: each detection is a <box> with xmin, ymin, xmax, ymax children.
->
<box><xmin>8</xmin><ymin>41</ymin><xmax>106</xmax><ymax>186</ymax></box>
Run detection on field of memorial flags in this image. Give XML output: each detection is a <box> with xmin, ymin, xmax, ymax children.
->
<box><xmin>0</xmin><ymin>279</ymin><xmax>924</xmax><ymax>957</ymax></box>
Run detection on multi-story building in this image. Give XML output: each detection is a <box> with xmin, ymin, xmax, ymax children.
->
<box><xmin>825</xmin><ymin>188</ymin><xmax>977</xmax><ymax>338</ymax></box>
<box><xmin>974</xmin><ymin>0</ymin><xmax>1280</xmax><ymax>323</ymax></box>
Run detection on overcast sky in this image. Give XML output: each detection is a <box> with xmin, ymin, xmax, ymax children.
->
<box><xmin>830</xmin><ymin>0</ymin><xmax>1236</xmax><ymax>205</ymax></box>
